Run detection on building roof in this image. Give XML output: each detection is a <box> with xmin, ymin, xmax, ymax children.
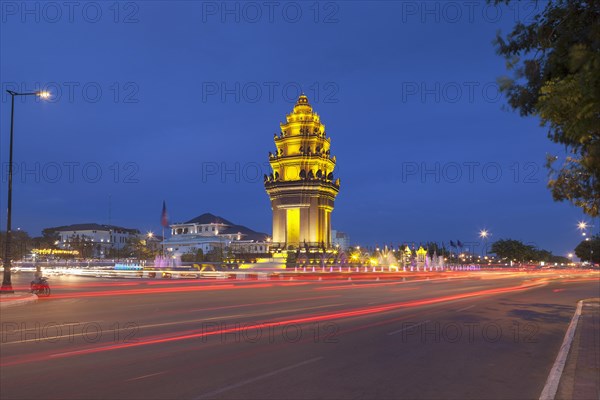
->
<box><xmin>45</xmin><ymin>223</ymin><xmax>140</xmax><ymax>234</ymax></box>
<box><xmin>184</xmin><ymin>213</ymin><xmax>234</xmax><ymax>225</ymax></box>
<box><xmin>219</xmin><ymin>224</ymin><xmax>268</xmax><ymax>241</ymax></box>
<box><xmin>179</xmin><ymin>213</ymin><xmax>268</xmax><ymax>242</ymax></box>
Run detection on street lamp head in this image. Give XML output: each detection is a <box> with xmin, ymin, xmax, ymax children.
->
<box><xmin>37</xmin><ymin>91</ymin><xmax>51</xmax><ymax>99</ymax></box>
<box><xmin>479</xmin><ymin>229</ymin><xmax>489</xmax><ymax>239</ymax></box>
<box><xmin>577</xmin><ymin>221</ymin><xmax>588</xmax><ymax>231</ymax></box>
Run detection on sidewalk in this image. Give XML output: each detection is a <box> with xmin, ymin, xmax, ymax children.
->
<box><xmin>556</xmin><ymin>298</ymin><xmax>600</xmax><ymax>400</ymax></box>
<box><xmin>0</xmin><ymin>292</ymin><xmax>38</xmax><ymax>308</ymax></box>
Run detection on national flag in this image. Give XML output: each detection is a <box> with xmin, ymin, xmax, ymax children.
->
<box><xmin>161</xmin><ymin>201</ymin><xmax>169</xmax><ymax>227</ymax></box>
<box><xmin>457</xmin><ymin>240</ymin><xmax>464</xmax><ymax>248</ymax></box>
<box><xmin>450</xmin><ymin>240</ymin><xmax>456</xmax><ymax>248</ymax></box>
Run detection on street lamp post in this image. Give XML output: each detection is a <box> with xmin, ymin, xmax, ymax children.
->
<box><xmin>577</xmin><ymin>221</ymin><xmax>593</xmax><ymax>264</ymax></box>
<box><xmin>479</xmin><ymin>229</ymin><xmax>489</xmax><ymax>258</ymax></box>
<box><xmin>1</xmin><ymin>90</ymin><xmax>50</xmax><ymax>293</ymax></box>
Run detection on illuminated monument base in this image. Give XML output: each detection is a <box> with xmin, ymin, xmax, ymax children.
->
<box><xmin>267</xmin><ymin>183</ymin><xmax>337</xmax><ymax>250</ymax></box>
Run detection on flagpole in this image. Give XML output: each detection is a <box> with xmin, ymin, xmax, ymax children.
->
<box><xmin>160</xmin><ymin>201</ymin><xmax>168</xmax><ymax>263</ymax></box>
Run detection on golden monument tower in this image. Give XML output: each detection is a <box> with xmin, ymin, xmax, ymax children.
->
<box><xmin>265</xmin><ymin>94</ymin><xmax>340</xmax><ymax>250</ymax></box>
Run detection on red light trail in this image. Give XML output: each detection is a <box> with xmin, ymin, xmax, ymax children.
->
<box><xmin>0</xmin><ymin>279</ymin><xmax>547</xmax><ymax>367</ymax></box>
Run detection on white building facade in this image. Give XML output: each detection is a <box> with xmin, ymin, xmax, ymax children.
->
<box><xmin>46</xmin><ymin>223</ymin><xmax>141</xmax><ymax>257</ymax></box>
<box><xmin>163</xmin><ymin>213</ymin><xmax>270</xmax><ymax>258</ymax></box>
<box><xmin>331</xmin><ymin>230</ymin><xmax>350</xmax><ymax>250</ymax></box>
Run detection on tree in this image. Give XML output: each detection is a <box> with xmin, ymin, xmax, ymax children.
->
<box><xmin>422</xmin><ymin>242</ymin><xmax>452</xmax><ymax>258</ymax></box>
<box><xmin>66</xmin><ymin>234</ymin><xmax>94</xmax><ymax>258</ymax></box>
<box><xmin>122</xmin><ymin>238</ymin><xmax>158</xmax><ymax>260</ymax></box>
<box><xmin>0</xmin><ymin>230</ymin><xmax>33</xmax><ymax>261</ymax></box>
<box><xmin>490</xmin><ymin>239</ymin><xmax>563</xmax><ymax>263</ymax></box>
<box><xmin>574</xmin><ymin>235</ymin><xmax>600</xmax><ymax>263</ymax></box>
<box><xmin>204</xmin><ymin>248</ymin><xmax>223</xmax><ymax>263</ymax></box>
<box><xmin>32</xmin><ymin>230</ymin><xmax>60</xmax><ymax>249</ymax></box>
<box><xmin>494</xmin><ymin>0</ymin><xmax>600</xmax><ymax>216</ymax></box>
<box><xmin>181</xmin><ymin>249</ymin><xmax>204</xmax><ymax>263</ymax></box>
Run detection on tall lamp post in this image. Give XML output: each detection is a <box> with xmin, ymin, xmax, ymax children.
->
<box><xmin>577</xmin><ymin>221</ymin><xmax>593</xmax><ymax>264</ymax></box>
<box><xmin>479</xmin><ymin>229</ymin><xmax>490</xmax><ymax>258</ymax></box>
<box><xmin>1</xmin><ymin>90</ymin><xmax>50</xmax><ymax>293</ymax></box>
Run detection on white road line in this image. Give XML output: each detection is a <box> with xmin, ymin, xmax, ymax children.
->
<box><xmin>125</xmin><ymin>371</ymin><xmax>166</xmax><ymax>382</ymax></box>
<box><xmin>3</xmin><ymin>304</ymin><xmax>342</xmax><ymax>346</ymax></box>
<box><xmin>194</xmin><ymin>357</ymin><xmax>323</xmax><ymax>399</ymax></box>
<box><xmin>387</xmin><ymin>320</ymin><xmax>430</xmax><ymax>336</ymax></box>
<box><xmin>3</xmin><ymin>321</ymin><xmax>102</xmax><ymax>333</ymax></box>
<box><xmin>539</xmin><ymin>300</ymin><xmax>583</xmax><ymax>400</ymax></box>
<box><xmin>1</xmin><ymin>316</ymin><xmax>244</xmax><ymax>346</ymax></box>
<box><xmin>456</xmin><ymin>305</ymin><xmax>475</xmax><ymax>312</ymax></box>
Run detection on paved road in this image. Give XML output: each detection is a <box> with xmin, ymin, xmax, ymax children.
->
<box><xmin>1</xmin><ymin>270</ymin><xmax>598</xmax><ymax>399</ymax></box>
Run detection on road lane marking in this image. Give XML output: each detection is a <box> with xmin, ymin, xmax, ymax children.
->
<box><xmin>539</xmin><ymin>300</ymin><xmax>583</xmax><ymax>400</ymax></box>
<box><xmin>0</xmin><ymin>321</ymin><xmax>101</xmax><ymax>334</ymax></box>
<box><xmin>194</xmin><ymin>357</ymin><xmax>323</xmax><ymax>399</ymax></box>
<box><xmin>387</xmin><ymin>320</ymin><xmax>430</xmax><ymax>336</ymax></box>
<box><xmin>125</xmin><ymin>371</ymin><xmax>166</xmax><ymax>382</ymax></box>
<box><xmin>456</xmin><ymin>305</ymin><xmax>475</xmax><ymax>312</ymax></box>
<box><xmin>0</xmin><ymin>315</ymin><xmax>242</xmax><ymax>345</ymax></box>
<box><xmin>1</xmin><ymin>305</ymin><xmax>342</xmax><ymax>346</ymax></box>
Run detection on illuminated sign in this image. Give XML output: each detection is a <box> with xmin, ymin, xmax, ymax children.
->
<box><xmin>32</xmin><ymin>249</ymin><xmax>80</xmax><ymax>255</ymax></box>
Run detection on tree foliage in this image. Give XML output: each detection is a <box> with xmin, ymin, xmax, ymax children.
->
<box><xmin>0</xmin><ymin>230</ymin><xmax>33</xmax><ymax>261</ymax></box>
<box><xmin>122</xmin><ymin>237</ymin><xmax>158</xmax><ymax>260</ymax></box>
<box><xmin>181</xmin><ymin>249</ymin><xmax>204</xmax><ymax>263</ymax></box>
<box><xmin>574</xmin><ymin>234</ymin><xmax>600</xmax><ymax>263</ymax></box>
<box><xmin>494</xmin><ymin>0</ymin><xmax>600</xmax><ymax>216</ymax></box>
<box><xmin>491</xmin><ymin>239</ymin><xmax>566</xmax><ymax>262</ymax></box>
<box><xmin>0</xmin><ymin>230</ymin><xmax>62</xmax><ymax>261</ymax></box>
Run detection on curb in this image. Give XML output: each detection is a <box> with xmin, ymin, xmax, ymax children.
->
<box><xmin>539</xmin><ymin>300</ymin><xmax>584</xmax><ymax>400</ymax></box>
<box><xmin>0</xmin><ymin>293</ymin><xmax>39</xmax><ymax>308</ymax></box>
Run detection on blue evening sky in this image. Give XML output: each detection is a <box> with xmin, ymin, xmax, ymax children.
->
<box><xmin>0</xmin><ymin>1</ymin><xmax>587</xmax><ymax>255</ymax></box>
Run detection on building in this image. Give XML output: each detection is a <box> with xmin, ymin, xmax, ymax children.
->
<box><xmin>44</xmin><ymin>223</ymin><xmax>141</xmax><ymax>258</ymax></box>
<box><xmin>331</xmin><ymin>230</ymin><xmax>350</xmax><ymax>250</ymax></box>
<box><xmin>162</xmin><ymin>213</ymin><xmax>269</xmax><ymax>257</ymax></box>
<box><xmin>264</xmin><ymin>94</ymin><xmax>340</xmax><ymax>250</ymax></box>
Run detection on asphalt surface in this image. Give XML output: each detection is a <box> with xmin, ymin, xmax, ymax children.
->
<box><xmin>1</xmin><ymin>270</ymin><xmax>598</xmax><ymax>400</ymax></box>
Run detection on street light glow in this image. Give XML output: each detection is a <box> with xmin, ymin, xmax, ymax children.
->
<box><xmin>479</xmin><ymin>229</ymin><xmax>489</xmax><ymax>239</ymax></box>
<box><xmin>37</xmin><ymin>91</ymin><xmax>51</xmax><ymax>99</ymax></box>
<box><xmin>577</xmin><ymin>221</ymin><xmax>588</xmax><ymax>231</ymax></box>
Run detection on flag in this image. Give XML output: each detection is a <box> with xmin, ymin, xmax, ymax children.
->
<box><xmin>457</xmin><ymin>240</ymin><xmax>464</xmax><ymax>248</ymax></box>
<box><xmin>450</xmin><ymin>240</ymin><xmax>456</xmax><ymax>248</ymax></box>
<box><xmin>161</xmin><ymin>201</ymin><xmax>169</xmax><ymax>227</ymax></box>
